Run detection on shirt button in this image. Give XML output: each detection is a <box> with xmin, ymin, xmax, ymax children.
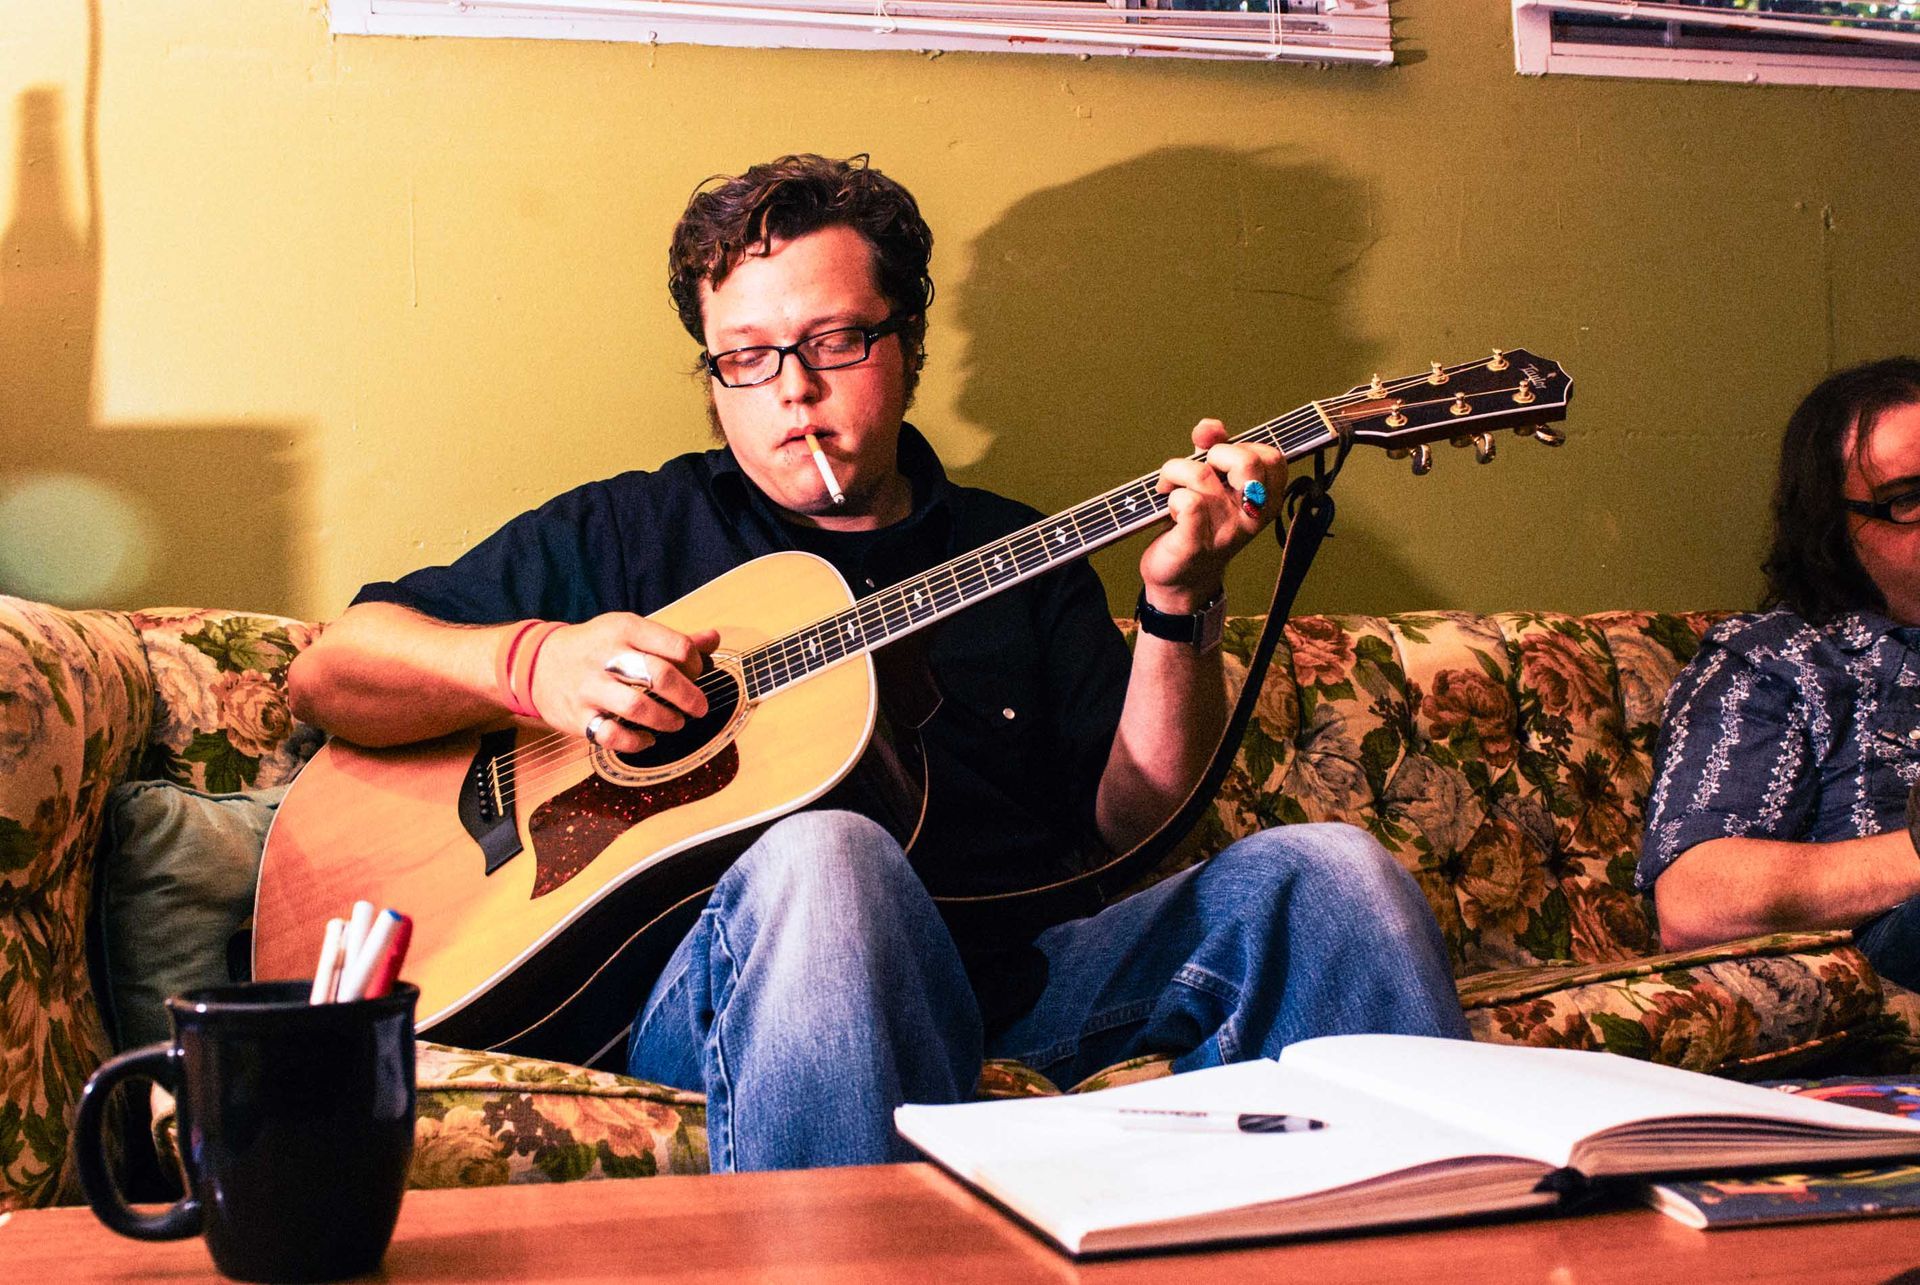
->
<box><xmin>1002</xmin><ymin>708</ymin><xmax>1017</xmax><ymax>720</ymax></box>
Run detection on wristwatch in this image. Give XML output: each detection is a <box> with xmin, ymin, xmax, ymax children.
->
<box><xmin>1134</xmin><ymin>587</ymin><xmax>1226</xmax><ymax>653</ymax></box>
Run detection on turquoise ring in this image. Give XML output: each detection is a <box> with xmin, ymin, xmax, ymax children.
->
<box><xmin>1239</xmin><ymin>479</ymin><xmax>1268</xmax><ymax>518</ymax></box>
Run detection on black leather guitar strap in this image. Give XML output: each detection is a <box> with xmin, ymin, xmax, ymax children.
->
<box><xmin>930</xmin><ymin>464</ymin><xmax>1341</xmax><ymax>942</ymax></box>
<box><xmin>1089</xmin><ymin>470</ymin><xmax>1340</xmax><ymax>906</ymax></box>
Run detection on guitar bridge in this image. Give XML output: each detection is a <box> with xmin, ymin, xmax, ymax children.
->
<box><xmin>458</xmin><ymin>728</ymin><xmax>525</xmax><ymax>876</ymax></box>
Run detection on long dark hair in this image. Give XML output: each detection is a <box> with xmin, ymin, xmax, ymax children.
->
<box><xmin>1762</xmin><ymin>356</ymin><xmax>1920</xmax><ymax>624</ymax></box>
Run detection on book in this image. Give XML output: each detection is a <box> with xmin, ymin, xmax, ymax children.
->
<box><xmin>1640</xmin><ymin>1077</ymin><xmax>1920</xmax><ymax>1229</ymax></box>
<box><xmin>892</xmin><ymin>1035</ymin><xmax>1920</xmax><ymax>1256</ymax></box>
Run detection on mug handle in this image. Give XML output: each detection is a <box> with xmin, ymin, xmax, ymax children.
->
<box><xmin>73</xmin><ymin>1042</ymin><xmax>202</xmax><ymax>1240</ymax></box>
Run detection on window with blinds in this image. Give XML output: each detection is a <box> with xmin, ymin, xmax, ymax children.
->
<box><xmin>1513</xmin><ymin>0</ymin><xmax>1920</xmax><ymax>88</ymax></box>
<box><xmin>331</xmin><ymin>0</ymin><xmax>1393</xmax><ymax>64</ymax></box>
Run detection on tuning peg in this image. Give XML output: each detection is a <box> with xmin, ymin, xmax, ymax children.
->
<box><xmin>1367</xmin><ymin>374</ymin><xmax>1387</xmax><ymax>399</ymax></box>
<box><xmin>1530</xmin><ymin>425</ymin><xmax>1566</xmax><ymax>447</ymax></box>
<box><xmin>1474</xmin><ymin>433</ymin><xmax>1496</xmax><ymax>464</ymax></box>
<box><xmin>1513</xmin><ymin>382</ymin><xmax>1536</xmax><ymax>405</ymax></box>
<box><xmin>1488</xmin><ymin>349</ymin><xmax>1509</xmax><ymax>371</ymax></box>
<box><xmin>1448</xmin><ymin>392</ymin><xmax>1472</xmax><ymax>417</ymax></box>
<box><xmin>1385</xmin><ymin>447</ymin><xmax>1410</xmax><ymax>460</ymax></box>
<box><xmin>1410</xmin><ymin>444</ymin><xmax>1434</xmax><ymax>476</ymax></box>
<box><xmin>1427</xmin><ymin>362</ymin><xmax>1448</xmax><ymax>386</ymax></box>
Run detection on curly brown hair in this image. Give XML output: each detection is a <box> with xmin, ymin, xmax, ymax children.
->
<box><xmin>668</xmin><ymin>154</ymin><xmax>934</xmax><ymax>394</ymax></box>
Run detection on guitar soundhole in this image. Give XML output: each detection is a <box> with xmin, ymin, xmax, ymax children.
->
<box><xmin>613</xmin><ymin>665</ymin><xmax>744</xmax><ymax>770</ymax></box>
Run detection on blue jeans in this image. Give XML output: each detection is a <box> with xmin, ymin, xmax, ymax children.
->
<box><xmin>1857</xmin><ymin>893</ymin><xmax>1920</xmax><ymax>991</ymax></box>
<box><xmin>627</xmin><ymin>810</ymin><xmax>1467</xmax><ymax>1172</ymax></box>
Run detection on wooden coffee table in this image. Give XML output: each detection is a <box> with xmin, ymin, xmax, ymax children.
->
<box><xmin>5</xmin><ymin>1163</ymin><xmax>1914</xmax><ymax>1282</ymax></box>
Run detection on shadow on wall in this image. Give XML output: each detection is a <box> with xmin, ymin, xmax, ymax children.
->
<box><xmin>944</xmin><ymin>146</ymin><xmax>1443</xmax><ymax>615</ymax></box>
<box><xmin>0</xmin><ymin>10</ymin><xmax>304</xmax><ymax>614</ymax></box>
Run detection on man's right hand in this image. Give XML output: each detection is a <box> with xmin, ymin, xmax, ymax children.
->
<box><xmin>527</xmin><ymin>613</ymin><xmax>722</xmax><ymax>755</ymax></box>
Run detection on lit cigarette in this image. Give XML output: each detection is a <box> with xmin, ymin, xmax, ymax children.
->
<box><xmin>805</xmin><ymin>432</ymin><xmax>846</xmax><ymax>506</ymax></box>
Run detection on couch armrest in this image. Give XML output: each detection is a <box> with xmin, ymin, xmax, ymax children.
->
<box><xmin>0</xmin><ymin>596</ymin><xmax>153</xmax><ymax>1210</ymax></box>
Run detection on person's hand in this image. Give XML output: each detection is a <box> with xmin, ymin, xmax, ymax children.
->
<box><xmin>526</xmin><ymin>613</ymin><xmax>721</xmax><ymax>753</ymax></box>
<box><xmin>1137</xmin><ymin>419</ymin><xmax>1288</xmax><ymax>611</ymax></box>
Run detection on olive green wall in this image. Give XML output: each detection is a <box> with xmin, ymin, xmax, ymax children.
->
<box><xmin>4</xmin><ymin>0</ymin><xmax>1918</xmax><ymax>620</ymax></box>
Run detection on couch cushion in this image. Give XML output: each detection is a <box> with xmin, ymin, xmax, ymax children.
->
<box><xmin>129</xmin><ymin>609</ymin><xmax>323</xmax><ymax>793</ymax></box>
<box><xmin>0</xmin><ymin>597</ymin><xmax>151</xmax><ymax>1211</ymax></box>
<box><xmin>1461</xmin><ymin>931</ymin><xmax>1888</xmax><ymax>1076</ymax></box>
<box><xmin>1159</xmin><ymin>610</ymin><xmax>1725</xmax><ymax>978</ymax></box>
<box><xmin>409</xmin><ymin>1043</ymin><xmax>709</xmax><ymax>1186</ymax></box>
<box><xmin>97</xmin><ymin>781</ymin><xmax>286</xmax><ymax>1050</ymax></box>
<box><xmin>1878</xmin><ymin>981</ymin><xmax>1920</xmax><ymax>1072</ymax></box>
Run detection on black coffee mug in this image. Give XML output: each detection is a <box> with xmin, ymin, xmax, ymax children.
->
<box><xmin>74</xmin><ymin>981</ymin><xmax>417</xmax><ymax>1283</ymax></box>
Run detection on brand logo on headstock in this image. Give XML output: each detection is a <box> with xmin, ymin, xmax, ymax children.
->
<box><xmin>1520</xmin><ymin>364</ymin><xmax>1550</xmax><ymax>389</ymax></box>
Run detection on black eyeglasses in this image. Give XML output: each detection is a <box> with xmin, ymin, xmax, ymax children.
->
<box><xmin>703</xmin><ymin>315</ymin><xmax>911</xmax><ymax>389</ymax></box>
<box><xmin>1843</xmin><ymin>490</ymin><xmax>1920</xmax><ymax>525</ymax></box>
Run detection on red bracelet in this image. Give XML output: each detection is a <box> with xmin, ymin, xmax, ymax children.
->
<box><xmin>493</xmin><ymin>621</ymin><xmax>542</xmax><ymax>718</ymax></box>
<box><xmin>508</xmin><ymin>621</ymin><xmax>567</xmax><ymax>722</ymax></box>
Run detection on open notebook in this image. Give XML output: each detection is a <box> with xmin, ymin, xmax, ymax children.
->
<box><xmin>894</xmin><ymin>1034</ymin><xmax>1920</xmax><ymax>1256</ymax></box>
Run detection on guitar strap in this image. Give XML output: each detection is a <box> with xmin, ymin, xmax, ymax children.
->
<box><xmin>931</xmin><ymin>454</ymin><xmax>1343</xmax><ymax>943</ymax></box>
<box><xmin>1090</xmin><ymin>465</ymin><xmax>1341</xmax><ymax>906</ymax></box>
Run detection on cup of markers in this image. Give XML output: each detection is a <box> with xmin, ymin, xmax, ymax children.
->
<box><xmin>313</xmin><ymin>902</ymin><xmax>413</xmax><ymax>1004</ymax></box>
<box><xmin>74</xmin><ymin>901</ymin><xmax>418</xmax><ymax>1282</ymax></box>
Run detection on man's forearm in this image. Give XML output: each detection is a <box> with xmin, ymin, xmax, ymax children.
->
<box><xmin>1655</xmin><ymin>831</ymin><xmax>1920</xmax><ymax>950</ymax></box>
<box><xmin>287</xmin><ymin>603</ymin><xmax>513</xmax><ymax>747</ymax></box>
<box><xmin>1094</xmin><ymin>634</ymin><xmax>1229</xmax><ymax>853</ymax></box>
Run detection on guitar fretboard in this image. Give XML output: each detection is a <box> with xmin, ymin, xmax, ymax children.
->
<box><xmin>738</xmin><ymin>415</ymin><xmax>1337</xmax><ymax>701</ymax></box>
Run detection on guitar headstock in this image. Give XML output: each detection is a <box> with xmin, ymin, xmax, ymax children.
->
<box><xmin>1333</xmin><ymin>350</ymin><xmax>1572</xmax><ymax>471</ymax></box>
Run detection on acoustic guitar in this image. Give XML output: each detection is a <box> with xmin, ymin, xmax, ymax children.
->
<box><xmin>253</xmin><ymin>351</ymin><xmax>1572</xmax><ymax>1065</ymax></box>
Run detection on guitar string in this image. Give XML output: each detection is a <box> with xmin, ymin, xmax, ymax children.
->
<box><xmin>485</xmin><ymin>359</ymin><xmax>1549</xmax><ymax>803</ymax></box>
<box><xmin>486</xmin><ymin>406</ymin><xmax>1326</xmax><ymax>798</ymax></box>
<box><xmin>483</xmin><ymin>409</ymin><xmax>1343</xmax><ymax>805</ymax></box>
<box><xmin>488</xmin><ymin>364</ymin><xmax>1548</xmax><ymax>803</ymax></box>
<box><xmin>489</xmin><ymin>367</ymin><xmax>1549</xmax><ymax>805</ymax></box>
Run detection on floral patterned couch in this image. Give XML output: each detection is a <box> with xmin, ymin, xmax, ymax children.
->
<box><xmin>4</xmin><ymin>595</ymin><xmax>1916</xmax><ymax>1211</ymax></box>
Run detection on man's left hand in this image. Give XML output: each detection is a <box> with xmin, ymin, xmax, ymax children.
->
<box><xmin>1139</xmin><ymin>418</ymin><xmax>1288</xmax><ymax>611</ymax></box>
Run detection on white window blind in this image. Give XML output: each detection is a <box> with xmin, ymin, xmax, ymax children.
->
<box><xmin>1513</xmin><ymin>0</ymin><xmax>1920</xmax><ymax>88</ymax></box>
<box><xmin>332</xmin><ymin>0</ymin><xmax>1394</xmax><ymax>64</ymax></box>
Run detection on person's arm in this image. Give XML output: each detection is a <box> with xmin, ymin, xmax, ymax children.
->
<box><xmin>1655</xmin><ymin>830</ymin><xmax>1920</xmax><ymax>949</ymax></box>
<box><xmin>1094</xmin><ymin>419</ymin><xmax>1284</xmax><ymax>852</ymax></box>
<box><xmin>288</xmin><ymin>601</ymin><xmax>717</xmax><ymax>751</ymax></box>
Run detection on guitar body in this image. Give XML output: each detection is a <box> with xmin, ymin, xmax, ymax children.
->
<box><xmin>253</xmin><ymin>552</ymin><xmax>920</xmax><ymax>1064</ymax></box>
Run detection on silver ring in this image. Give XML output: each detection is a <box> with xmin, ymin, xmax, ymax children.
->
<box><xmin>584</xmin><ymin>712</ymin><xmax>611</xmax><ymax>745</ymax></box>
<box><xmin>604</xmin><ymin>651</ymin><xmax>654</xmax><ymax>690</ymax></box>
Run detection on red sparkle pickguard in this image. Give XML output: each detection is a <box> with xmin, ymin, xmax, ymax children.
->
<box><xmin>525</xmin><ymin>744</ymin><xmax>741</xmax><ymax>898</ymax></box>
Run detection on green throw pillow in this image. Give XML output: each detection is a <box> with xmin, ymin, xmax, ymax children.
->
<box><xmin>97</xmin><ymin>781</ymin><xmax>289</xmax><ymax>1050</ymax></box>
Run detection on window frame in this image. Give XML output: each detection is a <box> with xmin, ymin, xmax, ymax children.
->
<box><xmin>329</xmin><ymin>0</ymin><xmax>1395</xmax><ymax>65</ymax></box>
<box><xmin>1512</xmin><ymin>0</ymin><xmax>1920</xmax><ymax>90</ymax></box>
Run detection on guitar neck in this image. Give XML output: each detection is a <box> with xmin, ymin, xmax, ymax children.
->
<box><xmin>738</xmin><ymin>347</ymin><xmax>1573</xmax><ymax>701</ymax></box>
<box><xmin>738</xmin><ymin>412</ymin><xmax>1340</xmax><ymax>702</ymax></box>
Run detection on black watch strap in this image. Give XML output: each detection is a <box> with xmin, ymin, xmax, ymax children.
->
<box><xmin>1134</xmin><ymin>588</ymin><xmax>1226</xmax><ymax>652</ymax></box>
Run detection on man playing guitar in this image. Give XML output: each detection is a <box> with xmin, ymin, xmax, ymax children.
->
<box><xmin>287</xmin><ymin>153</ymin><xmax>1467</xmax><ymax>1172</ymax></box>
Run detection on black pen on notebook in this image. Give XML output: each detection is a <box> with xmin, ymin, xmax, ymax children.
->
<box><xmin>1093</xmin><ymin>1107</ymin><xmax>1326</xmax><ymax>1134</ymax></box>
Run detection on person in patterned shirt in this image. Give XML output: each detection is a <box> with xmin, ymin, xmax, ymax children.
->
<box><xmin>1640</xmin><ymin>357</ymin><xmax>1920</xmax><ymax>990</ymax></box>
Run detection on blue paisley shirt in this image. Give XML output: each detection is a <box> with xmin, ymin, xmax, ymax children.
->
<box><xmin>1639</xmin><ymin>606</ymin><xmax>1920</xmax><ymax>890</ymax></box>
